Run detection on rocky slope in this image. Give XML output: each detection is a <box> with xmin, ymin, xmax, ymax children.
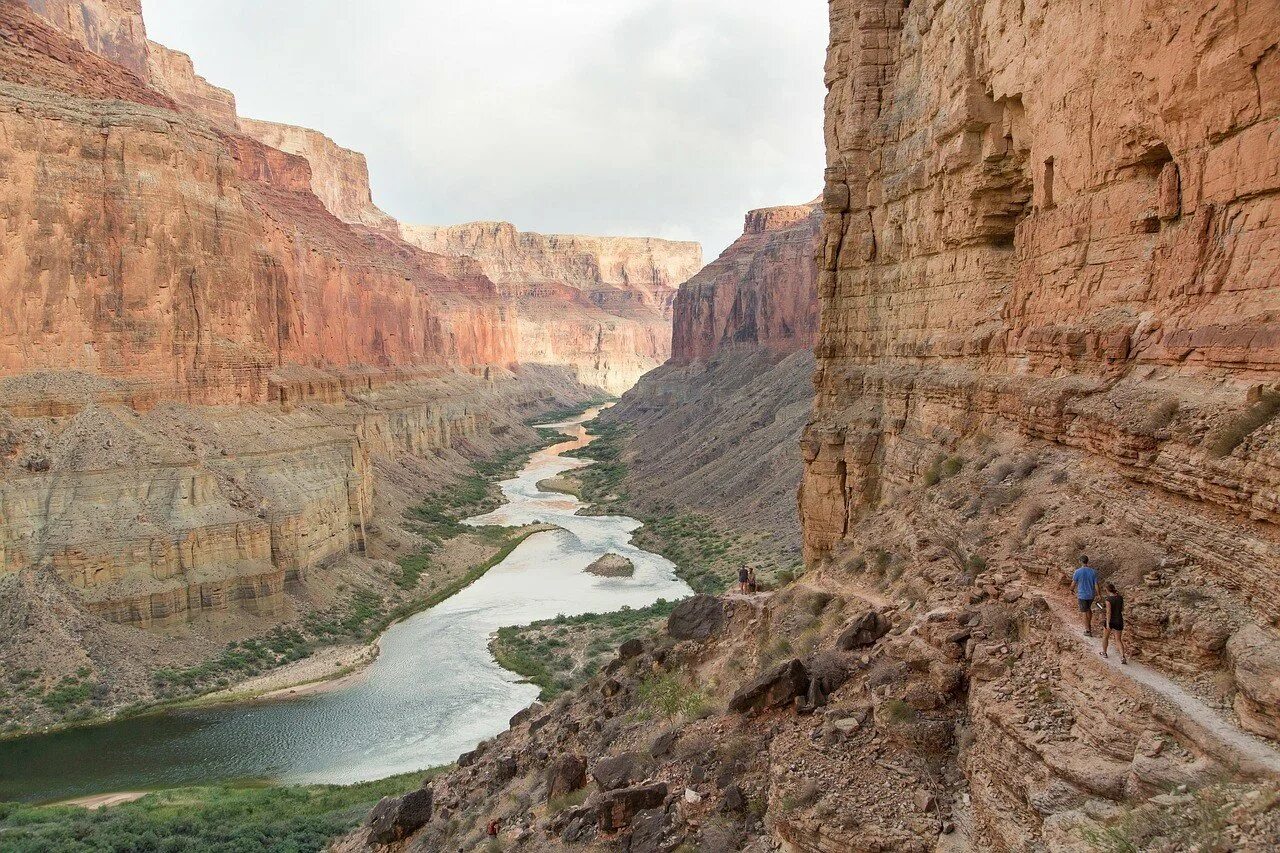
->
<box><xmin>402</xmin><ymin>222</ymin><xmax>702</xmax><ymax>394</ymax></box>
<box><xmin>336</xmin><ymin>2</ymin><xmax>1280</xmax><ymax>851</ymax></box>
<box><xmin>601</xmin><ymin>202</ymin><xmax>822</xmax><ymax>570</ymax></box>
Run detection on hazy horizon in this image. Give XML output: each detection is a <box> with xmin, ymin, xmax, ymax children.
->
<box><xmin>144</xmin><ymin>0</ymin><xmax>828</xmax><ymax>260</ymax></box>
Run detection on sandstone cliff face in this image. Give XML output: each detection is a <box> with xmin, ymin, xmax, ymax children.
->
<box><xmin>0</xmin><ymin>0</ymin><xmax>567</xmax><ymax>711</ymax></box>
<box><xmin>670</xmin><ymin>202</ymin><xmax>821</xmax><ymax>364</ymax></box>
<box><xmin>797</xmin><ymin>0</ymin><xmax>1280</xmax><ymax>847</ymax></box>
<box><xmin>402</xmin><ymin>222</ymin><xmax>703</xmax><ymax>394</ymax></box>
<box><xmin>238</xmin><ymin>117</ymin><xmax>399</xmax><ymax>232</ymax></box>
<box><xmin>22</xmin><ymin>0</ymin><xmax>146</xmax><ymax>77</ymax></box>
<box><xmin>145</xmin><ymin>40</ymin><xmax>236</xmax><ymax>129</ymax></box>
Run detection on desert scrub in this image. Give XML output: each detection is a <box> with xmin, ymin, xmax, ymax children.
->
<box><xmin>637</xmin><ymin>672</ymin><xmax>709</xmax><ymax>720</ymax></box>
<box><xmin>545</xmin><ymin>787</ymin><xmax>589</xmax><ymax>815</ymax></box>
<box><xmin>491</xmin><ymin>601</ymin><xmax>677</xmax><ymax>699</ymax></box>
<box><xmin>880</xmin><ymin>698</ymin><xmax>919</xmax><ymax>723</ymax></box>
<box><xmin>1076</xmin><ymin>783</ymin><xmax>1269</xmax><ymax>853</ymax></box>
<box><xmin>0</xmin><ymin>771</ymin><xmax>435</xmax><ymax>853</ymax></box>
<box><xmin>1207</xmin><ymin>391</ymin><xmax>1280</xmax><ymax>458</ymax></box>
<box><xmin>923</xmin><ymin>454</ymin><xmax>965</xmax><ymax>487</ymax></box>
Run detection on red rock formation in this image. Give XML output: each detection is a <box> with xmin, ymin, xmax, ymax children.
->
<box><xmin>21</xmin><ymin>0</ymin><xmax>146</xmax><ymax>77</ymax></box>
<box><xmin>145</xmin><ymin>40</ymin><xmax>236</xmax><ymax>129</ymax></box>
<box><xmin>803</xmin><ymin>0</ymin><xmax>1280</xmax><ymax>843</ymax></box>
<box><xmin>237</xmin><ymin>118</ymin><xmax>398</xmax><ymax>232</ymax></box>
<box><xmin>670</xmin><ymin>202</ymin><xmax>820</xmax><ymax>364</ymax></box>
<box><xmin>402</xmin><ymin>222</ymin><xmax>703</xmax><ymax>394</ymax></box>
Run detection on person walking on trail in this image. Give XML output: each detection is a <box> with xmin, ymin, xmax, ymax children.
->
<box><xmin>1072</xmin><ymin>556</ymin><xmax>1099</xmax><ymax>636</ymax></box>
<box><xmin>1100</xmin><ymin>582</ymin><xmax>1127</xmax><ymax>663</ymax></box>
<box><xmin>738</xmin><ymin>565</ymin><xmax>750</xmax><ymax>595</ymax></box>
<box><xmin>747</xmin><ymin>567</ymin><xmax>758</xmax><ymax>595</ymax></box>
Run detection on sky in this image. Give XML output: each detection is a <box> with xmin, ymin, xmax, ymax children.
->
<box><xmin>143</xmin><ymin>1</ymin><xmax>828</xmax><ymax>260</ymax></box>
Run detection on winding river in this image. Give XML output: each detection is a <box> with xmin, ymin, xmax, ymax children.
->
<box><xmin>0</xmin><ymin>411</ymin><xmax>692</xmax><ymax>803</ymax></box>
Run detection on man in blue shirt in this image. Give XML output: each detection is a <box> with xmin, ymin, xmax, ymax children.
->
<box><xmin>1072</xmin><ymin>556</ymin><xmax>1099</xmax><ymax>636</ymax></box>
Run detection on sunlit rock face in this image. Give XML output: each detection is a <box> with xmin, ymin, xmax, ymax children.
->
<box><xmin>22</xmin><ymin>0</ymin><xmax>148</xmax><ymax>76</ymax></box>
<box><xmin>670</xmin><ymin>201</ymin><xmax>821</xmax><ymax>365</ymax></box>
<box><xmin>402</xmin><ymin>222</ymin><xmax>704</xmax><ymax>395</ymax></box>
<box><xmin>802</xmin><ymin>0</ymin><xmax>1280</xmax><ymax>843</ymax></box>
<box><xmin>237</xmin><ymin>118</ymin><xmax>399</xmax><ymax>232</ymax></box>
<box><xmin>0</xmin><ymin>0</ymin><xmax>552</xmax><ymax>654</ymax></box>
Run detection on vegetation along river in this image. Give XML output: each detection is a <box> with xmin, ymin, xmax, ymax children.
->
<box><xmin>0</xmin><ymin>411</ymin><xmax>692</xmax><ymax>803</ymax></box>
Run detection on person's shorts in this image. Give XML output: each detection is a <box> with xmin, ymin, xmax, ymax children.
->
<box><xmin>1108</xmin><ymin>620</ymin><xmax>1124</xmax><ymax>631</ymax></box>
<box><xmin>1078</xmin><ymin>598</ymin><xmax>1094</xmax><ymax>612</ymax></box>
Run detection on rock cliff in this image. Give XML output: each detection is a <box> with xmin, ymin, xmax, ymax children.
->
<box><xmin>670</xmin><ymin>201</ymin><xmax>821</xmax><ymax>364</ymax></box>
<box><xmin>603</xmin><ymin>199</ymin><xmax>821</xmax><ymax>557</ymax></box>
<box><xmin>336</xmin><ymin>2</ymin><xmax>1280</xmax><ymax>851</ymax></box>
<box><xmin>237</xmin><ymin>117</ymin><xmax>399</xmax><ymax>232</ymax></box>
<box><xmin>0</xmin><ymin>0</ymin><xmax>594</xmax><ymax>730</ymax></box>
<box><xmin>402</xmin><ymin>222</ymin><xmax>703</xmax><ymax>394</ymax></box>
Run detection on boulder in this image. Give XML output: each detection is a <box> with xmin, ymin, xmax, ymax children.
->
<box><xmin>367</xmin><ymin>787</ymin><xmax>433</xmax><ymax>844</ymax></box>
<box><xmin>509</xmin><ymin>701</ymin><xmax>544</xmax><ymax>728</ymax></box>
<box><xmin>618</xmin><ymin>638</ymin><xmax>645</xmax><ymax>660</ymax></box>
<box><xmin>596</xmin><ymin>782</ymin><xmax>669</xmax><ymax>832</ymax></box>
<box><xmin>546</xmin><ymin>754</ymin><xmax>587</xmax><ymax>799</ymax></box>
<box><xmin>1227</xmin><ymin>625</ymin><xmax>1280</xmax><ymax>740</ymax></box>
<box><xmin>591</xmin><ymin>752</ymin><xmax>648</xmax><ymax>791</ymax></box>
<box><xmin>728</xmin><ymin>658</ymin><xmax>810</xmax><ymax>714</ymax></box>
<box><xmin>626</xmin><ymin>806</ymin><xmax>671</xmax><ymax>853</ymax></box>
<box><xmin>586</xmin><ymin>553</ymin><xmax>636</xmax><ymax>577</ymax></box>
<box><xmin>836</xmin><ymin>609</ymin><xmax>891</xmax><ymax>649</ymax></box>
<box><xmin>667</xmin><ymin>595</ymin><xmax>725</xmax><ymax>641</ymax></box>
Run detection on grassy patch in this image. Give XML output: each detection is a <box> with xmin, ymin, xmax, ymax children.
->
<box><xmin>636</xmin><ymin>672</ymin><xmax>709</xmax><ymax>721</ymax></box>
<box><xmin>491</xmin><ymin>601</ymin><xmax>677</xmax><ymax>700</ymax></box>
<box><xmin>0</xmin><ymin>771</ymin><xmax>437</xmax><ymax>853</ymax></box>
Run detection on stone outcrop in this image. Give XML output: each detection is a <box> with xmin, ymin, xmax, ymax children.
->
<box><xmin>22</xmin><ymin>0</ymin><xmax>147</xmax><ymax>77</ymax></box>
<box><xmin>402</xmin><ymin>222</ymin><xmax>703</xmax><ymax>394</ymax></box>
<box><xmin>670</xmin><ymin>201</ymin><xmax>821</xmax><ymax>364</ymax></box>
<box><xmin>145</xmin><ymin>40</ymin><xmax>236</xmax><ymax>129</ymax></box>
<box><xmin>237</xmin><ymin>117</ymin><xmax>398</xmax><ymax>231</ymax></box>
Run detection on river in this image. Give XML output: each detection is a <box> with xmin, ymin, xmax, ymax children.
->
<box><xmin>0</xmin><ymin>410</ymin><xmax>692</xmax><ymax>803</ymax></box>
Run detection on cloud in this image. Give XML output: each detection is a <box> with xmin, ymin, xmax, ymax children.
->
<box><xmin>143</xmin><ymin>0</ymin><xmax>827</xmax><ymax>258</ymax></box>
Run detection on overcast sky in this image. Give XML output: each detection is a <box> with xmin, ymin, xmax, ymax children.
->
<box><xmin>144</xmin><ymin>0</ymin><xmax>828</xmax><ymax>259</ymax></box>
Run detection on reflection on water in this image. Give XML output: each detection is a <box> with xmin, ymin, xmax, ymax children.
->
<box><xmin>0</xmin><ymin>411</ymin><xmax>691</xmax><ymax>803</ymax></box>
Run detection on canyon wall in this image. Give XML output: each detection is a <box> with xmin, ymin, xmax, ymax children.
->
<box><xmin>0</xmin><ymin>0</ymin><xmax>594</xmax><ymax>730</ymax></box>
<box><xmin>796</xmin><ymin>0</ymin><xmax>1280</xmax><ymax>847</ymax></box>
<box><xmin>238</xmin><ymin>118</ymin><xmax>399</xmax><ymax>231</ymax></box>
<box><xmin>605</xmin><ymin>201</ymin><xmax>821</xmax><ymax>552</ymax></box>
<box><xmin>402</xmin><ymin>222</ymin><xmax>703</xmax><ymax>394</ymax></box>
<box><xmin>670</xmin><ymin>201</ymin><xmax>821</xmax><ymax>364</ymax></box>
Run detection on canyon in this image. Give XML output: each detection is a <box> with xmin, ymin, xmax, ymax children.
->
<box><xmin>3</xmin><ymin>0</ymin><xmax>1279</xmax><ymax>851</ymax></box>
<box><xmin>334</xmin><ymin>1</ymin><xmax>1280</xmax><ymax>852</ymax></box>
<box><xmin>0</xmin><ymin>0</ymin><xmax>697</xmax><ymax>734</ymax></box>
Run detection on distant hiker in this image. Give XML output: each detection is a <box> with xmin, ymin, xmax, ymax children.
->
<box><xmin>747</xmin><ymin>567</ymin><xmax>758</xmax><ymax>594</ymax></box>
<box><xmin>738</xmin><ymin>565</ymin><xmax>750</xmax><ymax>594</ymax></box>
<box><xmin>1100</xmin><ymin>582</ymin><xmax>1127</xmax><ymax>664</ymax></box>
<box><xmin>1072</xmin><ymin>556</ymin><xmax>1099</xmax><ymax>636</ymax></box>
<box><xmin>487</xmin><ymin>818</ymin><xmax>500</xmax><ymax>837</ymax></box>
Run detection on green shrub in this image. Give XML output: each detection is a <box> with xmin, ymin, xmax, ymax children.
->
<box><xmin>637</xmin><ymin>672</ymin><xmax>708</xmax><ymax>720</ymax></box>
<box><xmin>1208</xmin><ymin>391</ymin><xmax>1280</xmax><ymax>458</ymax></box>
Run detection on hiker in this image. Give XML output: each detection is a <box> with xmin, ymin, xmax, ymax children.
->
<box><xmin>1072</xmin><ymin>555</ymin><xmax>1099</xmax><ymax>636</ymax></box>
<box><xmin>487</xmin><ymin>818</ymin><xmax>500</xmax><ymax>837</ymax></box>
<box><xmin>747</xmin><ymin>567</ymin><xmax>758</xmax><ymax>594</ymax></box>
<box><xmin>738</xmin><ymin>564</ymin><xmax>750</xmax><ymax>594</ymax></box>
<box><xmin>1100</xmin><ymin>582</ymin><xmax>1127</xmax><ymax>663</ymax></box>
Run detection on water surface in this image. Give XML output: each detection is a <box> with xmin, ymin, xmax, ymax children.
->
<box><xmin>0</xmin><ymin>412</ymin><xmax>690</xmax><ymax>803</ymax></box>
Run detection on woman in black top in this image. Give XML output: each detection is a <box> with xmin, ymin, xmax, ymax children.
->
<box><xmin>1100</xmin><ymin>582</ymin><xmax>1127</xmax><ymax>664</ymax></box>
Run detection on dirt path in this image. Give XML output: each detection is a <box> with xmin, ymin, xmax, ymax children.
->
<box><xmin>1045</xmin><ymin>594</ymin><xmax>1280</xmax><ymax>778</ymax></box>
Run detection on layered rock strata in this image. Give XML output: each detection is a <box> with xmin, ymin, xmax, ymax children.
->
<box><xmin>603</xmin><ymin>201</ymin><xmax>820</xmax><ymax>555</ymax></box>
<box><xmin>0</xmin><ymin>0</ymin><xmax>590</xmax><ymax>722</ymax></box>
<box><xmin>402</xmin><ymin>222</ymin><xmax>703</xmax><ymax>394</ymax></box>
<box><xmin>797</xmin><ymin>0</ymin><xmax>1280</xmax><ymax>846</ymax></box>
<box><xmin>670</xmin><ymin>201</ymin><xmax>821</xmax><ymax>364</ymax></box>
